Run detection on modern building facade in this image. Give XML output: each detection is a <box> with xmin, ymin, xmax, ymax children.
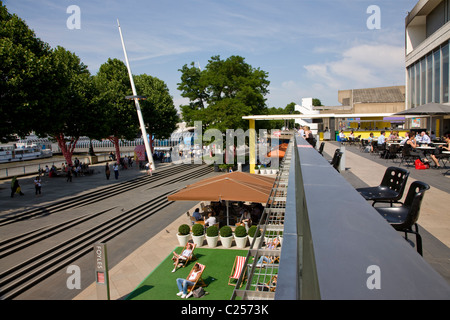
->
<box><xmin>406</xmin><ymin>0</ymin><xmax>450</xmax><ymax>134</ymax></box>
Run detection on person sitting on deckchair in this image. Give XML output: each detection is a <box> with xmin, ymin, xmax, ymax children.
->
<box><xmin>172</xmin><ymin>243</ymin><xmax>194</xmax><ymax>272</ymax></box>
<box><xmin>265</xmin><ymin>237</ymin><xmax>280</xmax><ymax>250</ymax></box>
<box><xmin>176</xmin><ymin>263</ymin><xmax>205</xmax><ymax>299</ymax></box>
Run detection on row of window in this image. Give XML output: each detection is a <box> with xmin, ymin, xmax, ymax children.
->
<box><xmin>407</xmin><ymin>40</ymin><xmax>449</xmax><ymax>107</ymax></box>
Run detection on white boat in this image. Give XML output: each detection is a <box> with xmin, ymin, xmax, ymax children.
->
<box><xmin>0</xmin><ymin>142</ymin><xmax>53</xmax><ymax>163</ymax></box>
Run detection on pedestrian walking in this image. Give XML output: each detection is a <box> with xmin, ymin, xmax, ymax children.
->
<box><xmin>66</xmin><ymin>166</ymin><xmax>72</xmax><ymax>182</ymax></box>
<box><xmin>145</xmin><ymin>162</ymin><xmax>153</xmax><ymax>176</ymax></box>
<box><xmin>34</xmin><ymin>176</ymin><xmax>42</xmax><ymax>195</ymax></box>
<box><xmin>113</xmin><ymin>163</ymin><xmax>119</xmax><ymax>179</ymax></box>
<box><xmin>10</xmin><ymin>176</ymin><xmax>24</xmax><ymax>197</ymax></box>
<box><xmin>105</xmin><ymin>162</ymin><xmax>111</xmax><ymax>180</ymax></box>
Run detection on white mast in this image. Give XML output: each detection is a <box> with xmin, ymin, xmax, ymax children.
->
<box><xmin>117</xmin><ymin>19</ymin><xmax>155</xmax><ymax>171</ymax></box>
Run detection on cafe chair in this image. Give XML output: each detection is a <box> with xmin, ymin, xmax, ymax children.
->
<box><xmin>356</xmin><ymin>167</ymin><xmax>410</xmax><ymax>206</ymax></box>
<box><xmin>186</xmin><ymin>263</ymin><xmax>207</xmax><ymax>293</ymax></box>
<box><xmin>332</xmin><ymin>151</ymin><xmax>343</xmax><ymax>172</ymax></box>
<box><xmin>374</xmin><ymin>181</ymin><xmax>430</xmax><ymax>256</ymax></box>
<box><xmin>318</xmin><ymin>142</ymin><xmax>325</xmax><ymax>156</ymax></box>
<box><xmin>399</xmin><ymin>145</ymin><xmax>420</xmax><ymax>167</ymax></box>
<box><xmin>328</xmin><ymin>148</ymin><xmax>341</xmax><ymax>166</ymax></box>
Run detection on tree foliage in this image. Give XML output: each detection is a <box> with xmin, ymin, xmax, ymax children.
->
<box><xmin>134</xmin><ymin>74</ymin><xmax>178</xmax><ymax>141</ymax></box>
<box><xmin>178</xmin><ymin>55</ymin><xmax>270</xmax><ymax>132</ymax></box>
<box><xmin>0</xmin><ymin>1</ymin><xmax>52</xmax><ymax>141</ymax></box>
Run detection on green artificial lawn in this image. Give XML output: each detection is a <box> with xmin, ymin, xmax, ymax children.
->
<box><xmin>126</xmin><ymin>247</ymin><xmax>248</xmax><ymax>300</ymax></box>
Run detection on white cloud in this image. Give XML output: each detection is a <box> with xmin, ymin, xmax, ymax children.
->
<box><xmin>304</xmin><ymin>43</ymin><xmax>405</xmax><ymax>92</ymax></box>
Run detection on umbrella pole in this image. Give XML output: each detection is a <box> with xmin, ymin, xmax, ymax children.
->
<box><xmin>226</xmin><ymin>200</ymin><xmax>229</xmax><ymax>226</ymax></box>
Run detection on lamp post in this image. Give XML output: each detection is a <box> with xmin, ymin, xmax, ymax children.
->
<box><xmin>117</xmin><ymin>19</ymin><xmax>155</xmax><ymax>171</ymax></box>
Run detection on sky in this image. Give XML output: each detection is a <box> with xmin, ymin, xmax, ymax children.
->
<box><xmin>4</xmin><ymin>0</ymin><xmax>418</xmax><ymax>110</ymax></box>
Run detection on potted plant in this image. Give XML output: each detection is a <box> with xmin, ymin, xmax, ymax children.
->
<box><xmin>248</xmin><ymin>225</ymin><xmax>262</xmax><ymax>249</ymax></box>
<box><xmin>234</xmin><ymin>225</ymin><xmax>248</xmax><ymax>248</ymax></box>
<box><xmin>177</xmin><ymin>224</ymin><xmax>190</xmax><ymax>246</ymax></box>
<box><xmin>205</xmin><ymin>225</ymin><xmax>219</xmax><ymax>248</ymax></box>
<box><xmin>219</xmin><ymin>225</ymin><xmax>233</xmax><ymax>248</ymax></box>
<box><xmin>191</xmin><ymin>223</ymin><xmax>205</xmax><ymax>247</ymax></box>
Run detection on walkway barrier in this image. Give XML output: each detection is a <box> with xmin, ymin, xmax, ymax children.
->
<box><xmin>274</xmin><ymin>134</ymin><xmax>450</xmax><ymax>299</ymax></box>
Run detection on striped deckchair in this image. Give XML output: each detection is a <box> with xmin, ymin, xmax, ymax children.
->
<box><xmin>187</xmin><ymin>263</ymin><xmax>206</xmax><ymax>293</ymax></box>
<box><xmin>228</xmin><ymin>256</ymin><xmax>247</xmax><ymax>287</ymax></box>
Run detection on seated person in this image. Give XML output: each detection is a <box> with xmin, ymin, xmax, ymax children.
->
<box><xmin>237</xmin><ymin>209</ymin><xmax>252</xmax><ymax>227</ymax></box>
<box><xmin>430</xmin><ymin>134</ymin><xmax>450</xmax><ymax>168</ymax></box>
<box><xmin>266</xmin><ymin>237</ymin><xmax>280</xmax><ymax>250</ymax></box>
<box><xmin>256</xmin><ymin>275</ymin><xmax>278</xmax><ymax>292</ymax></box>
<box><xmin>172</xmin><ymin>243</ymin><xmax>194</xmax><ymax>272</ymax></box>
<box><xmin>192</xmin><ymin>208</ymin><xmax>202</xmax><ymax>221</ymax></box>
<box><xmin>338</xmin><ymin>130</ymin><xmax>347</xmax><ymax>142</ymax></box>
<box><xmin>176</xmin><ymin>263</ymin><xmax>202</xmax><ymax>299</ymax></box>
<box><xmin>420</xmin><ymin>131</ymin><xmax>431</xmax><ymax>144</ymax></box>
<box><xmin>204</xmin><ymin>213</ymin><xmax>217</xmax><ymax>227</ymax></box>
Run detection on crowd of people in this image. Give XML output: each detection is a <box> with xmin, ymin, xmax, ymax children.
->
<box><xmin>187</xmin><ymin>201</ymin><xmax>264</xmax><ymax>229</ymax></box>
<box><xmin>359</xmin><ymin>130</ymin><xmax>450</xmax><ymax>169</ymax></box>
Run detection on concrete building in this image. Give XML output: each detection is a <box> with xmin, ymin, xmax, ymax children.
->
<box><xmin>405</xmin><ymin>0</ymin><xmax>450</xmax><ymax>134</ymax></box>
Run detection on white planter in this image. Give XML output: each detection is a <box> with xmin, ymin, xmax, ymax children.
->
<box><xmin>248</xmin><ymin>236</ymin><xmax>262</xmax><ymax>249</ymax></box>
<box><xmin>234</xmin><ymin>235</ymin><xmax>248</xmax><ymax>248</ymax></box>
<box><xmin>192</xmin><ymin>234</ymin><xmax>205</xmax><ymax>247</ymax></box>
<box><xmin>177</xmin><ymin>233</ymin><xmax>190</xmax><ymax>247</ymax></box>
<box><xmin>206</xmin><ymin>235</ymin><xmax>219</xmax><ymax>248</ymax></box>
<box><xmin>220</xmin><ymin>235</ymin><xmax>233</xmax><ymax>248</ymax></box>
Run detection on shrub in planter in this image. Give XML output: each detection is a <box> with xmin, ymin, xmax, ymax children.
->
<box><xmin>177</xmin><ymin>224</ymin><xmax>191</xmax><ymax>246</ymax></box>
<box><xmin>234</xmin><ymin>225</ymin><xmax>247</xmax><ymax>238</ymax></box>
<box><xmin>191</xmin><ymin>223</ymin><xmax>205</xmax><ymax>247</ymax></box>
<box><xmin>178</xmin><ymin>224</ymin><xmax>190</xmax><ymax>236</ymax></box>
<box><xmin>219</xmin><ymin>225</ymin><xmax>233</xmax><ymax>248</ymax></box>
<box><xmin>248</xmin><ymin>225</ymin><xmax>261</xmax><ymax>238</ymax></box>
<box><xmin>206</xmin><ymin>225</ymin><xmax>218</xmax><ymax>237</ymax></box>
<box><xmin>192</xmin><ymin>223</ymin><xmax>205</xmax><ymax>236</ymax></box>
<box><xmin>219</xmin><ymin>225</ymin><xmax>232</xmax><ymax>238</ymax></box>
<box><xmin>206</xmin><ymin>225</ymin><xmax>219</xmax><ymax>248</ymax></box>
<box><xmin>234</xmin><ymin>225</ymin><xmax>248</xmax><ymax>248</ymax></box>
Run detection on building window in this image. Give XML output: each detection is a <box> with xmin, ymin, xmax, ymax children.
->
<box><xmin>427</xmin><ymin>53</ymin><xmax>433</xmax><ymax>103</ymax></box>
<box><xmin>434</xmin><ymin>49</ymin><xmax>441</xmax><ymax>102</ymax></box>
<box><xmin>442</xmin><ymin>43</ymin><xmax>449</xmax><ymax>103</ymax></box>
<box><xmin>421</xmin><ymin>58</ymin><xmax>426</xmax><ymax>105</ymax></box>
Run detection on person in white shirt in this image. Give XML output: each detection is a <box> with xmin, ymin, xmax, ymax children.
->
<box><xmin>400</xmin><ymin>132</ymin><xmax>409</xmax><ymax>145</ymax></box>
<box><xmin>176</xmin><ymin>263</ymin><xmax>202</xmax><ymax>298</ymax></box>
<box><xmin>420</xmin><ymin>131</ymin><xmax>431</xmax><ymax>144</ymax></box>
<box><xmin>377</xmin><ymin>131</ymin><xmax>386</xmax><ymax>145</ymax></box>
<box><xmin>204</xmin><ymin>213</ymin><xmax>217</xmax><ymax>227</ymax></box>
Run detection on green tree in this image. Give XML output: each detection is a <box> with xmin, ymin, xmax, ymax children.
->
<box><xmin>134</xmin><ymin>74</ymin><xmax>178</xmax><ymax>151</ymax></box>
<box><xmin>178</xmin><ymin>55</ymin><xmax>269</xmax><ymax>132</ymax></box>
<box><xmin>94</xmin><ymin>58</ymin><xmax>137</xmax><ymax>162</ymax></box>
<box><xmin>0</xmin><ymin>1</ymin><xmax>52</xmax><ymax>141</ymax></box>
<box><xmin>31</xmin><ymin>46</ymin><xmax>99</xmax><ymax>165</ymax></box>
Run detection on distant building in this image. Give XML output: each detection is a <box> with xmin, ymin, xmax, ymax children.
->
<box><xmin>405</xmin><ymin>0</ymin><xmax>450</xmax><ymax>133</ymax></box>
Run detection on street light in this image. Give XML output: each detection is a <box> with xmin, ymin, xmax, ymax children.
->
<box><xmin>118</xmin><ymin>19</ymin><xmax>155</xmax><ymax>171</ymax></box>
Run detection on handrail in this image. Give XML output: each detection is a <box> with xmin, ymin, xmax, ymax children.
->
<box><xmin>275</xmin><ymin>133</ymin><xmax>450</xmax><ymax>299</ymax></box>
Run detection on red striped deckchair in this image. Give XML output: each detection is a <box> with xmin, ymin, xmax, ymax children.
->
<box><xmin>187</xmin><ymin>263</ymin><xmax>206</xmax><ymax>293</ymax></box>
<box><xmin>228</xmin><ymin>256</ymin><xmax>247</xmax><ymax>287</ymax></box>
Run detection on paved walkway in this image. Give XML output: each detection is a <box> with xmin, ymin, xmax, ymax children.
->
<box><xmin>72</xmin><ymin>141</ymin><xmax>450</xmax><ymax>300</ymax></box>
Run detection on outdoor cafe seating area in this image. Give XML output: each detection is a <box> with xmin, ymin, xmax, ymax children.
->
<box><xmin>186</xmin><ymin>201</ymin><xmax>265</xmax><ymax>229</ymax></box>
<box><xmin>352</xmin><ymin>131</ymin><xmax>450</xmax><ymax>172</ymax></box>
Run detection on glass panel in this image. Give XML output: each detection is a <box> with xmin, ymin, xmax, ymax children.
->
<box><xmin>410</xmin><ymin>65</ymin><xmax>416</xmax><ymax>108</ymax></box>
<box><xmin>421</xmin><ymin>58</ymin><xmax>426</xmax><ymax>105</ymax></box>
<box><xmin>434</xmin><ymin>49</ymin><xmax>441</xmax><ymax>103</ymax></box>
<box><xmin>442</xmin><ymin>43</ymin><xmax>449</xmax><ymax>103</ymax></box>
<box><xmin>427</xmin><ymin>54</ymin><xmax>433</xmax><ymax>103</ymax></box>
<box><xmin>415</xmin><ymin>62</ymin><xmax>420</xmax><ymax>106</ymax></box>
